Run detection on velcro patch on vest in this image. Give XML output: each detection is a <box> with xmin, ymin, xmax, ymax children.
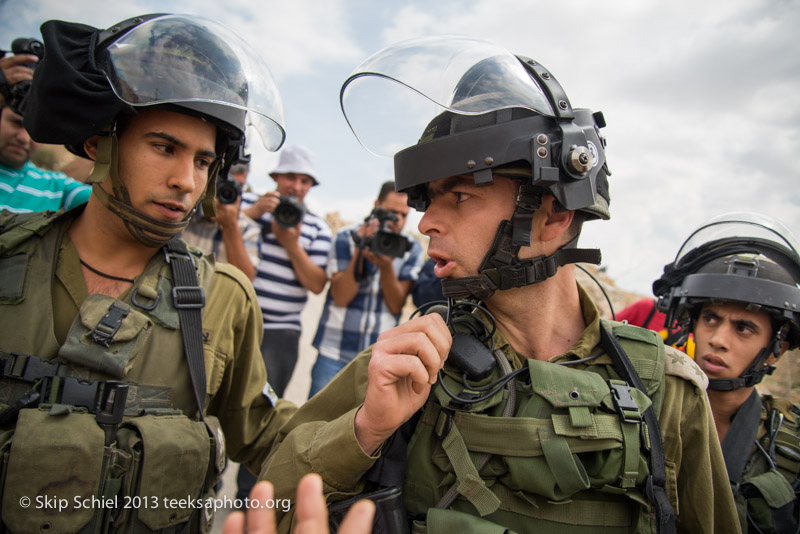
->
<box><xmin>663</xmin><ymin>345</ymin><xmax>708</xmax><ymax>390</ymax></box>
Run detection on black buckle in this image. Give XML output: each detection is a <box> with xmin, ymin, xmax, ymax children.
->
<box><xmin>58</xmin><ymin>377</ymin><xmax>101</xmax><ymax>409</ymax></box>
<box><xmin>1</xmin><ymin>352</ymin><xmax>59</xmax><ymax>383</ymax></box>
<box><xmin>609</xmin><ymin>381</ymin><xmax>642</xmax><ymax>423</ymax></box>
<box><xmin>498</xmin><ymin>264</ymin><xmax>527</xmax><ymax>289</ymax></box>
<box><xmin>172</xmin><ymin>286</ymin><xmax>205</xmax><ymax>309</ymax></box>
<box><xmin>90</xmin><ymin>303</ymin><xmax>129</xmax><ymax>347</ymax></box>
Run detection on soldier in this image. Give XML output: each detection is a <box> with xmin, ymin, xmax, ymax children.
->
<box><xmin>0</xmin><ymin>14</ymin><xmax>294</xmax><ymax>533</ymax></box>
<box><xmin>654</xmin><ymin>212</ymin><xmax>800</xmax><ymax>533</ymax></box>
<box><xmin>260</xmin><ymin>36</ymin><xmax>739</xmax><ymax>533</ymax></box>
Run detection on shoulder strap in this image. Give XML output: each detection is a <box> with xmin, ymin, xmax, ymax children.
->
<box><xmin>599</xmin><ymin>321</ymin><xmax>677</xmax><ymax>534</ymax></box>
<box><xmin>721</xmin><ymin>389</ymin><xmax>763</xmax><ymax>488</ymax></box>
<box><xmin>164</xmin><ymin>239</ymin><xmax>207</xmax><ymax>420</ymax></box>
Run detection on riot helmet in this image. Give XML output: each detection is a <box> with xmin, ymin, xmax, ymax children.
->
<box><xmin>653</xmin><ymin>212</ymin><xmax>800</xmax><ymax>390</ymax></box>
<box><xmin>24</xmin><ymin>14</ymin><xmax>286</xmax><ymax>247</ymax></box>
<box><xmin>340</xmin><ymin>36</ymin><xmax>609</xmax><ymax>299</ymax></box>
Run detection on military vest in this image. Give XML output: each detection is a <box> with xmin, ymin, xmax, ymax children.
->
<box><xmin>732</xmin><ymin>395</ymin><xmax>800</xmax><ymax>534</ymax></box>
<box><xmin>402</xmin><ymin>321</ymin><xmax>669</xmax><ymax>534</ymax></box>
<box><xmin>0</xmin><ymin>209</ymin><xmax>226</xmax><ymax>534</ymax></box>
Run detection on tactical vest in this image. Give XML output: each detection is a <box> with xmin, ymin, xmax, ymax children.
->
<box><xmin>0</xmin><ymin>209</ymin><xmax>226</xmax><ymax>534</ymax></box>
<box><xmin>733</xmin><ymin>395</ymin><xmax>800</xmax><ymax>534</ymax></box>
<box><xmin>402</xmin><ymin>321</ymin><xmax>668</xmax><ymax>534</ymax></box>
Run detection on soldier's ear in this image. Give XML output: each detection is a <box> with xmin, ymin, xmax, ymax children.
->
<box><xmin>83</xmin><ymin>136</ymin><xmax>100</xmax><ymax>162</ymax></box>
<box><xmin>539</xmin><ymin>195</ymin><xmax>574</xmax><ymax>243</ymax></box>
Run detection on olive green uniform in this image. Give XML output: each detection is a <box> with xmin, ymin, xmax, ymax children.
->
<box><xmin>726</xmin><ymin>393</ymin><xmax>800</xmax><ymax>533</ymax></box>
<box><xmin>0</xmin><ymin>209</ymin><xmax>296</xmax><ymax>533</ymax></box>
<box><xmin>261</xmin><ymin>286</ymin><xmax>740</xmax><ymax>533</ymax></box>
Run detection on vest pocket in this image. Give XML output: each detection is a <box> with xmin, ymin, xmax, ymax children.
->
<box><xmin>121</xmin><ymin>415</ymin><xmax>210</xmax><ymax>531</ymax></box>
<box><xmin>58</xmin><ymin>295</ymin><xmax>154</xmax><ymax>378</ymax></box>
<box><xmin>1</xmin><ymin>407</ymin><xmax>105</xmax><ymax>533</ymax></box>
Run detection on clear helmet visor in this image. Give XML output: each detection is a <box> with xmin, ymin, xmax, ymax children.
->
<box><xmin>676</xmin><ymin>211</ymin><xmax>800</xmax><ymax>265</ymax></box>
<box><xmin>340</xmin><ymin>35</ymin><xmax>555</xmax><ymax>157</ymax></box>
<box><xmin>101</xmin><ymin>15</ymin><xmax>285</xmax><ymax>151</ymax></box>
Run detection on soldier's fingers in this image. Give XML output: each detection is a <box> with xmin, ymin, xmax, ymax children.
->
<box><xmin>337</xmin><ymin>499</ymin><xmax>375</xmax><ymax>534</ymax></box>
<box><xmin>372</xmin><ymin>331</ymin><xmax>444</xmax><ymax>385</ymax></box>
<box><xmin>293</xmin><ymin>474</ymin><xmax>329</xmax><ymax>534</ymax></box>
<box><xmin>377</xmin><ymin>314</ymin><xmax>451</xmax><ymax>367</ymax></box>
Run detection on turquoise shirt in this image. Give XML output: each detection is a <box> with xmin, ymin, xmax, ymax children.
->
<box><xmin>0</xmin><ymin>161</ymin><xmax>91</xmax><ymax>213</ymax></box>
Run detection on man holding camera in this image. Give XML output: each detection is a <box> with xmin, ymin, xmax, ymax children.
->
<box><xmin>241</xmin><ymin>144</ymin><xmax>331</xmax><ymax>397</ymax></box>
<box><xmin>0</xmin><ymin>39</ymin><xmax>91</xmax><ymax>213</ymax></box>
<box><xmin>308</xmin><ymin>180</ymin><xmax>423</xmax><ymax>397</ymax></box>
<box><xmin>235</xmin><ymin>143</ymin><xmax>330</xmax><ymax>504</ymax></box>
<box><xmin>181</xmin><ymin>157</ymin><xmax>261</xmax><ymax>280</ymax></box>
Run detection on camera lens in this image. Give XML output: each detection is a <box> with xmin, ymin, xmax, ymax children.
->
<box><xmin>274</xmin><ymin>196</ymin><xmax>305</xmax><ymax>228</ymax></box>
<box><xmin>216</xmin><ymin>180</ymin><xmax>241</xmax><ymax>204</ymax></box>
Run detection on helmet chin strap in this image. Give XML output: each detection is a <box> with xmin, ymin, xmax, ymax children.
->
<box><xmin>706</xmin><ymin>324</ymin><xmax>788</xmax><ymax>391</ymax></box>
<box><xmin>87</xmin><ymin>128</ymin><xmax>201</xmax><ymax>248</ymax></box>
<box><xmin>441</xmin><ymin>183</ymin><xmax>601</xmax><ymax>300</ymax></box>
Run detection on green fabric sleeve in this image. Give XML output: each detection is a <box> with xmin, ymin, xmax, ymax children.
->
<box><xmin>259</xmin><ymin>350</ymin><xmax>380</xmax><ymax>533</ymax></box>
<box><xmin>659</xmin><ymin>375</ymin><xmax>742</xmax><ymax>534</ymax></box>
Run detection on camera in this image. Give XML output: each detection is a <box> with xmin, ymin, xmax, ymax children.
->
<box><xmin>273</xmin><ymin>195</ymin><xmax>306</xmax><ymax>228</ymax></box>
<box><xmin>352</xmin><ymin>207</ymin><xmax>412</xmax><ymax>258</ymax></box>
<box><xmin>216</xmin><ymin>178</ymin><xmax>242</xmax><ymax>204</ymax></box>
<box><xmin>216</xmin><ymin>149</ymin><xmax>249</xmax><ymax>204</ymax></box>
<box><xmin>0</xmin><ymin>38</ymin><xmax>45</xmax><ymax>117</ymax></box>
<box><xmin>11</xmin><ymin>38</ymin><xmax>44</xmax><ymax>67</ymax></box>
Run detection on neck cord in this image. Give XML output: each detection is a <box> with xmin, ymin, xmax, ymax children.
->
<box><xmin>79</xmin><ymin>258</ymin><xmax>135</xmax><ymax>284</ymax></box>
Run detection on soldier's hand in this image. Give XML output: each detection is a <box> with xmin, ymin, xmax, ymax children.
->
<box><xmin>0</xmin><ymin>55</ymin><xmax>37</xmax><ymax>87</ymax></box>
<box><xmin>355</xmin><ymin>313</ymin><xmax>451</xmax><ymax>454</ymax></box>
<box><xmin>222</xmin><ymin>474</ymin><xmax>374</xmax><ymax>534</ymax></box>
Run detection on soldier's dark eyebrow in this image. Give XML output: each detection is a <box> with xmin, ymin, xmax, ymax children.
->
<box><xmin>428</xmin><ymin>176</ymin><xmax>470</xmax><ymax>198</ymax></box>
<box><xmin>732</xmin><ymin>318</ymin><xmax>760</xmax><ymax>332</ymax></box>
<box><xmin>145</xmin><ymin>131</ymin><xmax>217</xmax><ymax>160</ymax></box>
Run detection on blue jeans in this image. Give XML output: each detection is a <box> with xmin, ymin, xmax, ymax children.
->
<box><xmin>308</xmin><ymin>354</ymin><xmax>348</xmax><ymax>398</ymax></box>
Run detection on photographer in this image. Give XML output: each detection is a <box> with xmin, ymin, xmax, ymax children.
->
<box><xmin>309</xmin><ymin>180</ymin><xmax>423</xmax><ymax>396</ymax></box>
<box><xmin>237</xmin><ymin>143</ymin><xmax>330</xmax><ymax>504</ymax></box>
<box><xmin>181</xmin><ymin>157</ymin><xmax>261</xmax><ymax>280</ymax></box>
<box><xmin>0</xmin><ymin>38</ymin><xmax>90</xmax><ymax>213</ymax></box>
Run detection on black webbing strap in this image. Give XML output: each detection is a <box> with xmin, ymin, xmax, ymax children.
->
<box><xmin>164</xmin><ymin>239</ymin><xmax>207</xmax><ymax>420</ymax></box>
<box><xmin>721</xmin><ymin>389</ymin><xmax>763</xmax><ymax>488</ymax></box>
<box><xmin>599</xmin><ymin>322</ymin><xmax>677</xmax><ymax>534</ymax></box>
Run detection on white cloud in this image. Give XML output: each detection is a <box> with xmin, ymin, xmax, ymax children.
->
<box><xmin>1</xmin><ymin>0</ymin><xmax>797</xmax><ymax>299</ymax></box>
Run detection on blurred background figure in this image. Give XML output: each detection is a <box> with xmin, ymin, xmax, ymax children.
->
<box><xmin>182</xmin><ymin>154</ymin><xmax>261</xmax><ymax>280</ymax></box>
<box><xmin>237</xmin><ymin>144</ymin><xmax>331</xmax><ymax>502</ymax></box>
<box><xmin>309</xmin><ymin>180</ymin><xmax>422</xmax><ymax>397</ymax></box>
<box><xmin>0</xmin><ymin>38</ymin><xmax>90</xmax><ymax>213</ymax></box>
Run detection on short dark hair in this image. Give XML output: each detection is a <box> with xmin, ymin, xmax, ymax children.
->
<box><xmin>377</xmin><ymin>181</ymin><xmax>397</xmax><ymax>203</ymax></box>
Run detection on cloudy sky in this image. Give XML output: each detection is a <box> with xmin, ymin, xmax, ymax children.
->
<box><xmin>2</xmin><ymin>0</ymin><xmax>798</xmax><ymax>298</ymax></box>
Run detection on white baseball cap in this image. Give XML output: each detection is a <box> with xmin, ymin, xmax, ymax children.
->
<box><xmin>270</xmin><ymin>144</ymin><xmax>319</xmax><ymax>185</ymax></box>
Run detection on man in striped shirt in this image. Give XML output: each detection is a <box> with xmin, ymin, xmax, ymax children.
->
<box><xmin>238</xmin><ymin>144</ymin><xmax>331</xmax><ymax>502</ymax></box>
<box><xmin>0</xmin><ymin>104</ymin><xmax>90</xmax><ymax>213</ymax></box>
